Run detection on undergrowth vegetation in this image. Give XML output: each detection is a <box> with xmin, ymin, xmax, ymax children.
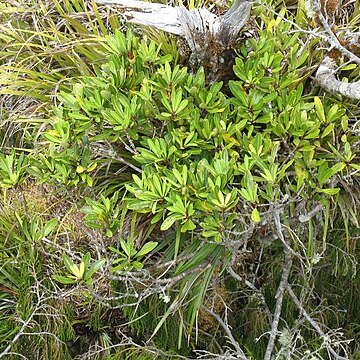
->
<box><xmin>1</xmin><ymin>0</ymin><xmax>360</xmax><ymax>359</ymax></box>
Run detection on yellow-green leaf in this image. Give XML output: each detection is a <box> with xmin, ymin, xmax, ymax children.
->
<box><xmin>251</xmin><ymin>208</ymin><xmax>261</xmax><ymax>223</ymax></box>
<box><xmin>76</xmin><ymin>165</ymin><xmax>86</xmax><ymax>174</ymax></box>
<box><xmin>314</xmin><ymin>96</ymin><xmax>326</xmax><ymax>123</ymax></box>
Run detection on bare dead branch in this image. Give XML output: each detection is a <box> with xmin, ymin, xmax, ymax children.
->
<box><xmin>218</xmin><ymin>0</ymin><xmax>252</xmax><ymax>44</ymax></box>
<box><xmin>0</xmin><ymin>278</ymin><xmax>64</xmax><ymax>359</ymax></box>
<box><xmin>264</xmin><ymin>210</ymin><xmax>293</xmax><ymax>360</ymax></box>
<box><xmin>227</xmin><ymin>266</ymin><xmax>272</xmax><ymax>323</ymax></box>
<box><xmin>311</xmin><ymin>0</ymin><xmax>360</xmax><ymax>66</ymax></box>
<box><xmin>203</xmin><ymin>307</ymin><xmax>248</xmax><ymax>359</ymax></box>
<box><xmin>308</xmin><ymin>0</ymin><xmax>360</xmax><ymax>99</ymax></box>
<box><xmin>96</xmin><ymin>0</ymin><xmax>182</xmax><ymax>34</ymax></box>
<box><xmin>316</xmin><ymin>56</ymin><xmax>360</xmax><ymax>100</ymax></box>
<box><xmin>298</xmin><ymin>204</ymin><xmax>324</xmax><ymax>223</ymax></box>
<box><xmin>287</xmin><ymin>286</ymin><xmax>349</xmax><ymax>360</ymax></box>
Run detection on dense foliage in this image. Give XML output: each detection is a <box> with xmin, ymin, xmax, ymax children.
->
<box><xmin>1</xmin><ymin>1</ymin><xmax>360</xmax><ymax>359</ymax></box>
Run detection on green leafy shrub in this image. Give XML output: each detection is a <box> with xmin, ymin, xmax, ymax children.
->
<box><xmin>0</xmin><ymin>150</ymin><xmax>28</xmax><ymax>188</ymax></box>
<box><xmin>44</xmin><ymin>20</ymin><xmax>356</xmax><ymax>239</ymax></box>
<box><xmin>32</xmin><ymin>12</ymin><xmax>360</xmax><ymax>357</ymax></box>
<box><xmin>3</xmin><ymin>2</ymin><xmax>360</xmax><ymax>358</ymax></box>
<box><xmin>53</xmin><ymin>252</ymin><xmax>106</xmax><ymax>285</ymax></box>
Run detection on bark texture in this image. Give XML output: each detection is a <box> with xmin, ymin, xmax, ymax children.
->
<box><xmin>316</xmin><ymin>56</ymin><xmax>360</xmax><ymax>100</ymax></box>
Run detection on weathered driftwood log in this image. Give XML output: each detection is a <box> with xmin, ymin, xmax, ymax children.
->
<box><xmin>96</xmin><ymin>0</ymin><xmax>252</xmax><ymax>82</ymax></box>
<box><xmin>316</xmin><ymin>56</ymin><xmax>360</xmax><ymax>100</ymax></box>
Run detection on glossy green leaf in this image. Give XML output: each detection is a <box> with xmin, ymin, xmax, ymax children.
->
<box><xmin>136</xmin><ymin>242</ymin><xmax>158</xmax><ymax>257</ymax></box>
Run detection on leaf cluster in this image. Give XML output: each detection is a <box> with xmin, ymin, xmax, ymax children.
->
<box><xmin>43</xmin><ymin>22</ymin><xmax>358</xmax><ymax>246</ymax></box>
